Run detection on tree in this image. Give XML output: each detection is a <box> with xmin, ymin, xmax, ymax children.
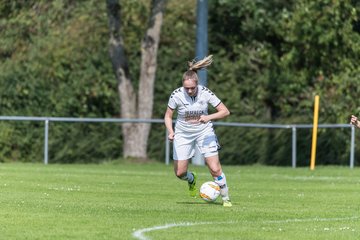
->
<box><xmin>106</xmin><ymin>0</ymin><xmax>166</xmax><ymax>160</ymax></box>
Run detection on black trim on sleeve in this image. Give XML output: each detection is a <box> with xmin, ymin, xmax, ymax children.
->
<box><xmin>214</xmin><ymin>101</ymin><xmax>222</xmax><ymax>108</ymax></box>
<box><xmin>168</xmin><ymin>105</ymin><xmax>175</xmax><ymax>110</ymax></box>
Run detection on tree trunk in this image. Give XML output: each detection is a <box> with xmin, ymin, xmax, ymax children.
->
<box><xmin>106</xmin><ymin>0</ymin><xmax>165</xmax><ymax>161</ymax></box>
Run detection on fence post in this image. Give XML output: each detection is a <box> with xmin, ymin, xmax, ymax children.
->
<box><xmin>44</xmin><ymin>119</ymin><xmax>49</xmax><ymax>165</ymax></box>
<box><xmin>292</xmin><ymin>126</ymin><xmax>297</xmax><ymax>168</ymax></box>
<box><xmin>350</xmin><ymin>126</ymin><xmax>355</xmax><ymax>168</ymax></box>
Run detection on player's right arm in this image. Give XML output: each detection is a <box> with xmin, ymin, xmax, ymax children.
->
<box><xmin>164</xmin><ymin>107</ymin><xmax>175</xmax><ymax>141</ymax></box>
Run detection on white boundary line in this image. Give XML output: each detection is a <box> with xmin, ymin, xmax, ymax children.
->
<box><xmin>132</xmin><ymin>216</ymin><xmax>359</xmax><ymax>240</ymax></box>
<box><xmin>132</xmin><ymin>222</ymin><xmax>212</xmax><ymax>240</ymax></box>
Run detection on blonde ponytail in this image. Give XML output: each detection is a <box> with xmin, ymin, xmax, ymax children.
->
<box><xmin>188</xmin><ymin>55</ymin><xmax>213</xmax><ymax>71</ymax></box>
<box><xmin>183</xmin><ymin>55</ymin><xmax>213</xmax><ymax>83</ymax></box>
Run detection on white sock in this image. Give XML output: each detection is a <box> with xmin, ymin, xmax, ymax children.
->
<box><xmin>180</xmin><ymin>171</ymin><xmax>194</xmax><ymax>183</ymax></box>
<box><xmin>214</xmin><ymin>172</ymin><xmax>230</xmax><ymax>201</ymax></box>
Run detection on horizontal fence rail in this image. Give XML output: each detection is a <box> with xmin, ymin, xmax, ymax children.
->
<box><xmin>0</xmin><ymin>116</ymin><xmax>356</xmax><ymax>168</ymax></box>
<box><xmin>210</xmin><ymin>122</ymin><xmax>354</xmax><ymax>168</ymax></box>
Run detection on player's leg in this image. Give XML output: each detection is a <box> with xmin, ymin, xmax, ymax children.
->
<box><xmin>174</xmin><ymin>160</ymin><xmax>197</xmax><ymax>197</ymax></box>
<box><xmin>173</xmin><ymin>133</ymin><xmax>197</xmax><ymax>197</ymax></box>
<box><xmin>197</xmin><ymin>128</ymin><xmax>232</xmax><ymax>206</ymax></box>
<box><xmin>205</xmin><ymin>155</ymin><xmax>232</xmax><ymax>207</ymax></box>
<box><xmin>174</xmin><ymin>159</ymin><xmax>191</xmax><ymax>180</ymax></box>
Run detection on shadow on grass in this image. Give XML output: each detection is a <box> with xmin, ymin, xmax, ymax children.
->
<box><xmin>176</xmin><ymin>201</ymin><xmax>222</xmax><ymax>205</ymax></box>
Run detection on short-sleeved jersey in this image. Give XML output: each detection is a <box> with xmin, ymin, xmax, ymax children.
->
<box><xmin>167</xmin><ymin>85</ymin><xmax>221</xmax><ymax>132</ymax></box>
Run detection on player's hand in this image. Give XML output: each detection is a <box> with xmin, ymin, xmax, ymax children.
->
<box><xmin>198</xmin><ymin>115</ymin><xmax>210</xmax><ymax>124</ymax></box>
<box><xmin>168</xmin><ymin>133</ymin><xmax>174</xmax><ymax>142</ymax></box>
<box><xmin>350</xmin><ymin>115</ymin><xmax>359</xmax><ymax>127</ymax></box>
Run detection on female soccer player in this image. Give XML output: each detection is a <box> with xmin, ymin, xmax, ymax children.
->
<box><xmin>164</xmin><ymin>55</ymin><xmax>232</xmax><ymax>207</ymax></box>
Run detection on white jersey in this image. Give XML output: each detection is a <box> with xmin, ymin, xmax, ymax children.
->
<box><xmin>167</xmin><ymin>85</ymin><xmax>221</xmax><ymax>133</ymax></box>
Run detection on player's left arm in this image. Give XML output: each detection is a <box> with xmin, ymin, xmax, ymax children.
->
<box><xmin>198</xmin><ymin>103</ymin><xmax>230</xmax><ymax>123</ymax></box>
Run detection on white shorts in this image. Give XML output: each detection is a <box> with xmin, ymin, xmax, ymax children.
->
<box><xmin>173</xmin><ymin>127</ymin><xmax>220</xmax><ymax>160</ymax></box>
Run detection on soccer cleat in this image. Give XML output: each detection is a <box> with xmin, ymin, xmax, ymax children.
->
<box><xmin>188</xmin><ymin>172</ymin><xmax>197</xmax><ymax>197</ymax></box>
<box><xmin>223</xmin><ymin>199</ymin><xmax>232</xmax><ymax>207</ymax></box>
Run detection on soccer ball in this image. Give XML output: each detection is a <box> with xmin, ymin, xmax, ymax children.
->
<box><xmin>199</xmin><ymin>181</ymin><xmax>220</xmax><ymax>202</ymax></box>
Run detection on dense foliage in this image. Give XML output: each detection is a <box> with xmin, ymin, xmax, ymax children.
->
<box><xmin>0</xmin><ymin>0</ymin><xmax>359</xmax><ymax>166</ymax></box>
<box><xmin>206</xmin><ymin>0</ymin><xmax>360</xmax><ymax>166</ymax></box>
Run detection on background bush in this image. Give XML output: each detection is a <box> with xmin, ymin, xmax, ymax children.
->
<box><xmin>0</xmin><ymin>0</ymin><xmax>359</xmax><ymax>166</ymax></box>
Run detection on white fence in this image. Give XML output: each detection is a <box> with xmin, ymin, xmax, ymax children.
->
<box><xmin>0</xmin><ymin>116</ymin><xmax>356</xmax><ymax>168</ymax></box>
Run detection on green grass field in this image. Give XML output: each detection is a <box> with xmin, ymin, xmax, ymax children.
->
<box><xmin>0</xmin><ymin>162</ymin><xmax>359</xmax><ymax>239</ymax></box>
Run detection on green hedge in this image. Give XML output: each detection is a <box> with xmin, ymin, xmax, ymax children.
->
<box><xmin>0</xmin><ymin>0</ymin><xmax>359</xmax><ymax>165</ymax></box>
